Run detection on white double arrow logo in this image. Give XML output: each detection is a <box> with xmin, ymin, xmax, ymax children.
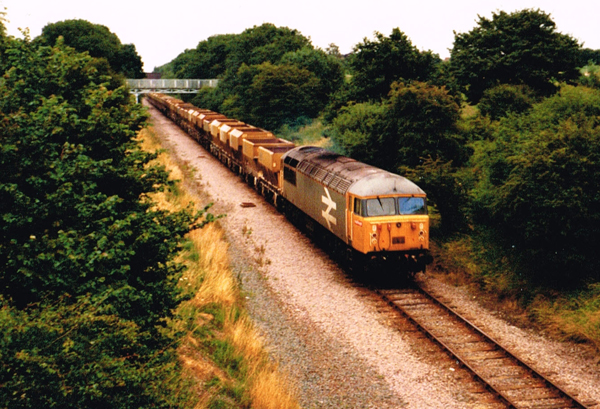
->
<box><xmin>321</xmin><ymin>187</ymin><xmax>337</xmax><ymax>231</ymax></box>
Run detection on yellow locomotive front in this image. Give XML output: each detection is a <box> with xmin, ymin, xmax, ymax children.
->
<box><xmin>344</xmin><ymin>168</ymin><xmax>431</xmax><ymax>273</ymax></box>
<box><xmin>349</xmin><ymin>195</ymin><xmax>429</xmax><ymax>255</ymax></box>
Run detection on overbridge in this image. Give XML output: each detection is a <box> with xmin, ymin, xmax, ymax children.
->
<box><xmin>126</xmin><ymin>79</ymin><xmax>219</xmax><ymax>102</ymax></box>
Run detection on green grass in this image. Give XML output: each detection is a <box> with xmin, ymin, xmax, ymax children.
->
<box><xmin>432</xmin><ymin>227</ymin><xmax>600</xmax><ymax>352</ymax></box>
<box><xmin>277</xmin><ymin>118</ymin><xmax>332</xmax><ymax>147</ymax></box>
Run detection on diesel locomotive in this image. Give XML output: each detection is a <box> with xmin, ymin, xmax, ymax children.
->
<box><xmin>146</xmin><ymin>93</ymin><xmax>431</xmax><ymax>274</ymax></box>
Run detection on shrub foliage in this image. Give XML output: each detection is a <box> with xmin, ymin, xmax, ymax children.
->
<box><xmin>0</xmin><ymin>30</ymin><xmax>199</xmax><ymax>407</ymax></box>
<box><xmin>471</xmin><ymin>85</ymin><xmax>600</xmax><ymax>284</ymax></box>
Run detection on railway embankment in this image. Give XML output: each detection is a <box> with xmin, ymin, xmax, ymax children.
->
<box><xmin>147</xmin><ymin>100</ymin><xmax>600</xmax><ymax>408</ymax></box>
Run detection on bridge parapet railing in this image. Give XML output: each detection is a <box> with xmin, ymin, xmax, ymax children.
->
<box><xmin>126</xmin><ymin>79</ymin><xmax>219</xmax><ymax>89</ymax></box>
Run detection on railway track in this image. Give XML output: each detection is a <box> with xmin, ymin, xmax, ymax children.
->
<box><xmin>375</xmin><ymin>285</ymin><xmax>595</xmax><ymax>409</ymax></box>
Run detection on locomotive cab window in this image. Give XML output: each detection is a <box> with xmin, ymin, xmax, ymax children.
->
<box><xmin>366</xmin><ymin>197</ymin><xmax>396</xmax><ymax>216</ymax></box>
<box><xmin>353</xmin><ymin>197</ymin><xmax>362</xmax><ymax>216</ymax></box>
<box><xmin>283</xmin><ymin>166</ymin><xmax>296</xmax><ymax>185</ymax></box>
<box><xmin>355</xmin><ymin>196</ymin><xmax>428</xmax><ymax>217</ymax></box>
<box><xmin>398</xmin><ymin>197</ymin><xmax>427</xmax><ymax>215</ymax></box>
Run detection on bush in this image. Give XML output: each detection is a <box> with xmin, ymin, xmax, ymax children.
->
<box><xmin>0</xmin><ymin>30</ymin><xmax>202</xmax><ymax>407</ymax></box>
<box><xmin>471</xmin><ymin>85</ymin><xmax>600</xmax><ymax>285</ymax></box>
<box><xmin>478</xmin><ymin>84</ymin><xmax>536</xmax><ymax>120</ymax></box>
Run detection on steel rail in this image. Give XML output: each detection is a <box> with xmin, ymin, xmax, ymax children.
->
<box><xmin>377</xmin><ymin>286</ymin><xmax>590</xmax><ymax>409</ymax></box>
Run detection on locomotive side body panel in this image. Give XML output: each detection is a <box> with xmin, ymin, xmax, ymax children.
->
<box><xmin>282</xmin><ymin>164</ymin><xmax>348</xmax><ymax>243</ymax></box>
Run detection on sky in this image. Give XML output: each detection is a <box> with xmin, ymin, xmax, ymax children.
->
<box><xmin>1</xmin><ymin>0</ymin><xmax>599</xmax><ymax>72</ymax></box>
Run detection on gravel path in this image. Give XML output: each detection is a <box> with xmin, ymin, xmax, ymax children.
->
<box><xmin>146</xmin><ymin>102</ymin><xmax>599</xmax><ymax>409</ymax></box>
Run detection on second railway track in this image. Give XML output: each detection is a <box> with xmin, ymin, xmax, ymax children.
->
<box><xmin>375</xmin><ymin>285</ymin><xmax>595</xmax><ymax>409</ymax></box>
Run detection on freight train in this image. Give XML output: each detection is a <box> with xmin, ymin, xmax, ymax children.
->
<box><xmin>146</xmin><ymin>93</ymin><xmax>431</xmax><ymax>274</ymax></box>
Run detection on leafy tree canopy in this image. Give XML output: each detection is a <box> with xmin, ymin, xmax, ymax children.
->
<box><xmin>280</xmin><ymin>46</ymin><xmax>344</xmax><ymax>103</ymax></box>
<box><xmin>478</xmin><ymin>84</ymin><xmax>537</xmax><ymax>120</ymax></box>
<box><xmin>450</xmin><ymin>9</ymin><xmax>581</xmax><ymax>103</ymax></box>
<box><xmin>0</xmin><ymin>33</ymin><xmax>194</xmax><ymax>325</ymax></box>
<box><xmin>0</xmin><ymin>32</ymin><xmax>203</xmax><ymax>407</ymax></box>
<box><xmin>227</xmin><ymin>23</ymin><xmax>311</xmax><ymax>72</ymax></box>
<box><xmin>348</xmin><ymin>28</ymin><xmax>441</xmax><ymax>102</ymax></box>
<box><xmin>38</xmin><ymin>19</ymin><xmax>145</xmax><ymax>78</ymax></box>
<box><xmin>162</xmin><ymin>33</ymin><xmax>236</xmax><ymax>79</ymax></box>
<box><xmin>330</xmin><ymin>82</ymin><xmax>464</xmax><ymax>171</ymax></box>
<box><xmin>580</xmin><ymin>48</ymin><xmax>600</xmax><ymax>66</ymax></box>
<box><xmin>224</xmin><ymin>62</ymin><xmax>322</xmax><ymax>130</ymax></box>
<box><xmin>183</xmin><ymin>23</ymin><xmax>343</xmax><ymax>131</ymax></box>
<box><xmin>328</xmin><ymin>101</ymin><xmax>389</xmax><ymax>165</ymax></box>
<box><xmin>470</xmin><ymin>85</ymin><xmax>600</xmax><ymax>284</ymax></box>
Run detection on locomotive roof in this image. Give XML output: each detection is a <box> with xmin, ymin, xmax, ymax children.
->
<box><xmin>282</xmin><ymin>146</ymin><xmax>425</xmax><ymax>196</ymax></box>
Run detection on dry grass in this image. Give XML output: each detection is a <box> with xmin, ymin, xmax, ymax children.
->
<box><xmin>530</xmin><ymin>286</ymin><xmax>600</xmax><ymax>351</ymax></box>
<box><xmin>138</xmin><ymin>127</ymin><xmax>300</xmax><ymax>409</ymax></box>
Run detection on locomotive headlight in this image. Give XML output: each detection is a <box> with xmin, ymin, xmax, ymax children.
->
<box><xmin>370</xmin><ymin>233</ymin><xmax>378</xmax><ymax>245</ymax></box>
<box><xmin>411</xmin><ymin>222</ymin><xmax>417</xmax><ymax>230</ymax></box>
<box><xmin>396</xmin><ymin>222</ymin><xmax>402</xmax><ymax>228</ymax></box>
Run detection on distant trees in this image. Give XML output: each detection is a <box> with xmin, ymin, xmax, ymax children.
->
<box><xmin>162</xmin><ymin>23</ymin><xmax>345</xmax><ymax>131</ymax></box>
<box><xmin>579</xmin><ymin>48</ymin><xmax>600</xmax><ymax>66</ymax></box>
<box><xmin>227</xmin><ymin>24</ymin><xmax>312</xmax><ymax>71</ymax></box>
<box><xmin>38</xmin><ymin>19</ymin><xmax>145</xmax><ymax>78</ymax></box>
<box><xmin>449</xmin><ymin>9</ymin><xmax>581</xmax><ymax>103</ymax></box>
<box><xmin>0</xmin><ymin>30</ymin><xmax>200</xmax><ymax>406</ymax></box>
<box><xmin>477</xmin><ymin>84</ymin><xmax>537</xmax><ymax>120</ymax></box>
<box><xmin>229</xmin><ymin>62</ymin><xmax>323</xmax><ymax>130</ymax></box>
<box><xmin>329</xmin><ymin>82</ymin><xmax>463</xmax><ymax>171</ymax></box>
<box><xmin>168</xmin><ymin>34</ymin><xmax>236</xmax><ymax>79</ymax></box>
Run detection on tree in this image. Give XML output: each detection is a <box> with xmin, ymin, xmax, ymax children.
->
<box><xmin>0</xmin><ymin>31</ymin><xmax>198</xmax><ymax>325</ymax></box>
<box><xmin>226</xmin><ymin>23</ymin><xmax>311</xmax><ymax>73</ymax></box>
<box><xmin>186</xmin><ymin>24</ymin><xmax>342</xmax><ymax>130</ymax></box>
<box><xmin>280</xmin><ymin>47</ymin><xmax>344</xmax><ymax>105</ymax></box>
<box><xmin>329</xmin><ymin>101</ymin><xmax>389</xmax><ymax>165</ymax></box>
<box><xmin>348</xmin><ymin>28</ymin><xmax>440</xmax><ymax>102</ymax></box>
<box><xmin>228</xmin><ymin>62</ymin><xmax>321</xmax><ymax>130</ymax></box>
<box><xmin>471</xmin><ymin>85</ymin><xmax>600</xmax><ymax>284</ymax></box>
<box><xmin>579</xmin><ymin>48</ymin><xmax>600</xmax><ymax>66</ymax></box>
<box><xmin>0</xmin><ymin>294</ymin><xmax>187</xmax><ymax>408</ymax></box>
<box><xmin>115</xmin><ymin>43</ymin><xmax>145</xmax><ymax>78</ymax></box>
<box><xmin>329</xmin><ymin>82</ymin><xmax>468</xmax><ymax>232</ymax></box>
<box><xmin>0</xmin><ymin>10</ymin><xmax>8</xmax><ymax>66</ymax></box>
<box><xmin>386</xmin><ymin>82</ymin><xmax>465</xmax><ymax>168</ymax></box>
<box><xmin>166</xmin><ymin>34</ymin><xmax>236</xmax><ymax>79</ymax></box>
<box><xmin>38</xmin><ymin>19</ymin><xmax>145</xmax><ymax>78</ymax></box>
<box><xmin>0</xmin><ymin>33</ymin><xmax>203</xmax><ymax>406</ymax></box>
<box><xmin>450</xmin><ymin>9</ymin><xmax>581</xmax><ymax>103</ymax></box>
<box><xmin>330</xmin><ymin>82</ymin><xmax>464</xmax><ymax>170</ymax></box>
